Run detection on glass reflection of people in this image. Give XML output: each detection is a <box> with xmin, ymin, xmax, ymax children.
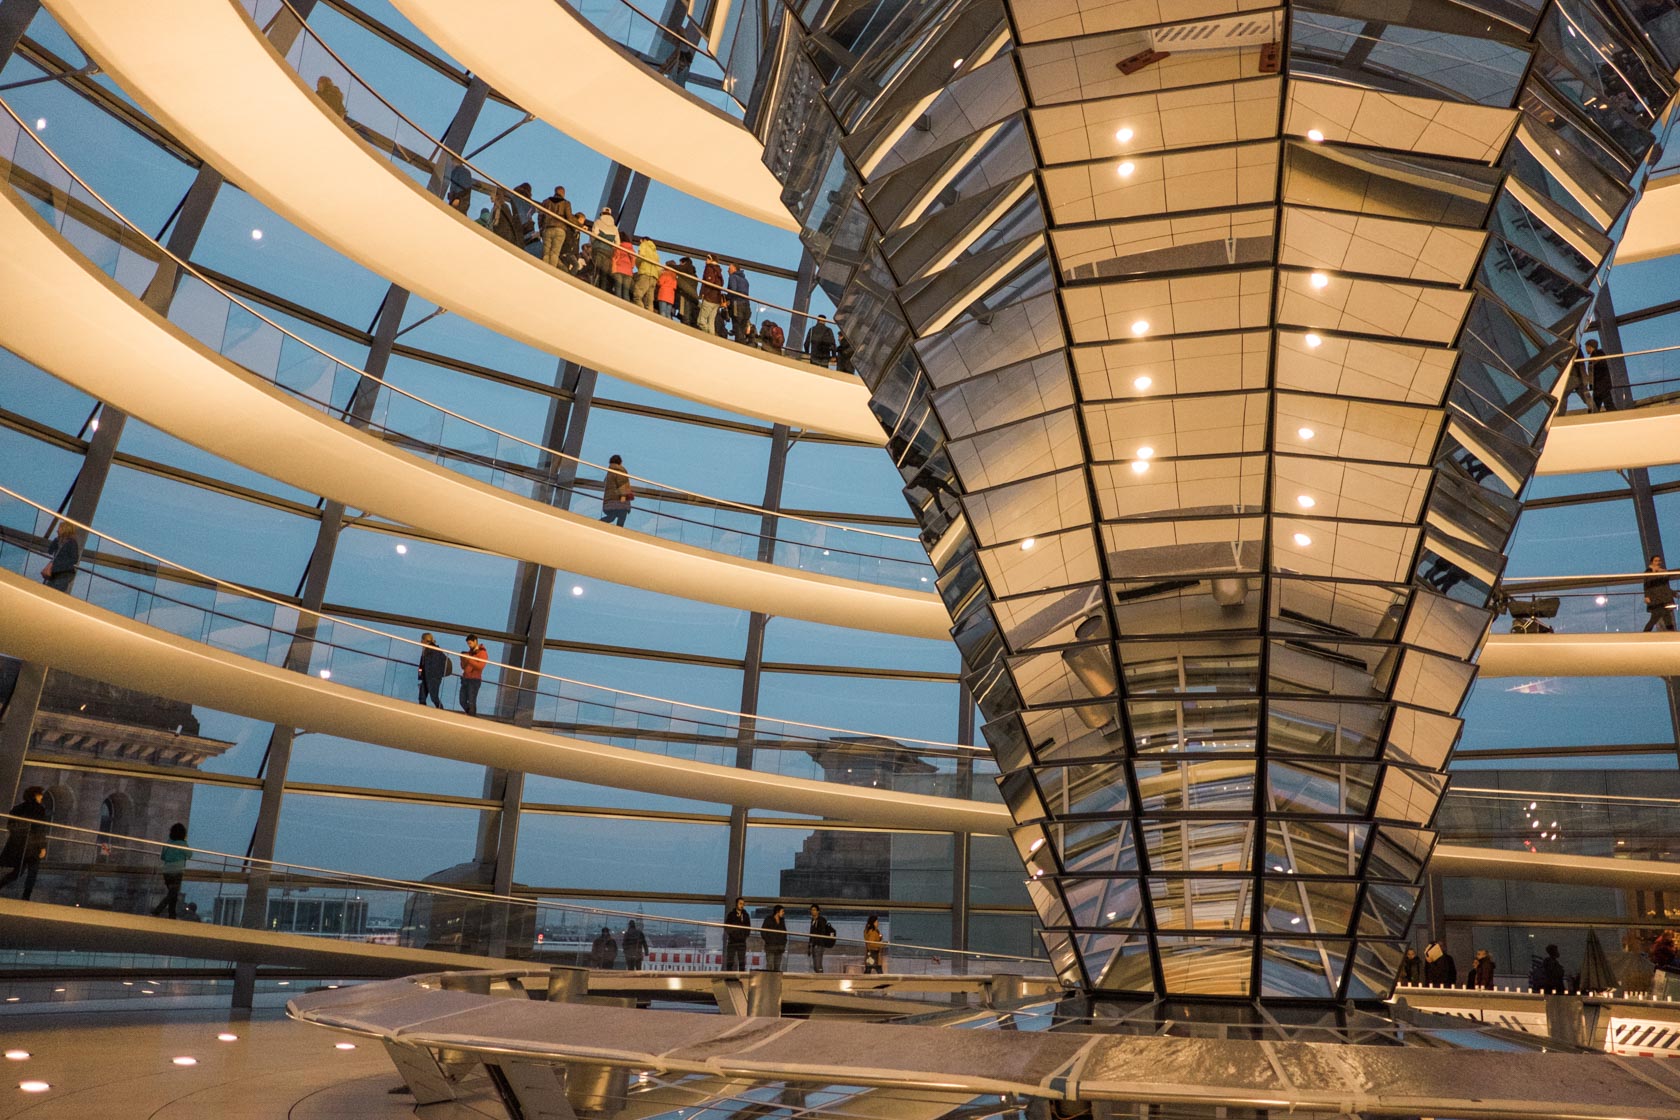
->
<box><xmin>1645</xmin><ymin>554</ymin><xmax>1676</xmax><ymax>632</ymax></box>
<box><xmin>863</xmin><ymin>914</ymin><xmax>885</xmax><ymax>974</ymax></box>
<box><xmin>0</xmin><ymin>786</ymin><xmax>49</xmax><ymax>900</ymax></box>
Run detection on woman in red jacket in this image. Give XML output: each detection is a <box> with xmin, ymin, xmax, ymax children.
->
<box><xmin>611</xmin><ymin>234</ymin><xmax>636</xmax><ymax>302</ymax></box>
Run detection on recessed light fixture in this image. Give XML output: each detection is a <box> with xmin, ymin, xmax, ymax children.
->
<box><xmin>1130</xmin><ymin>460</ymin><xmax>1150</xmax><ymax>475</ymax></box>
<box><xmin>1292</xmin><ymin>532</ymin><xmax>1312</xmax><ymax>547</ymax></box>
<box><xmin>1133</xmin><ymin>374</ymin><xmax>1152</xmax><ymax>391</ymax></box>
<box><xmin>1020</xmin><ymin>537</ymin><xmax>1036</xmax><ymax>551</ymax></box>
<box><xmin>1297</xmin><ymin>426</ymin><xmax>1316</xmax><ymax>440</ymax></box>
<box><xmin>394</xmin><ymin>543</ymin><xmax>408</xmax><ymax>555</ymax></box>
<box><xmin>1595</xmin><ymin>595</ymin><xmax>1608</xmax><ymax>606</ymax></box>
<box><xmin>4</xmin><ymin>1051</ymin><xmax>28</xmax><ymax>1061</ymax></box>
<box><xmin>1131</xmin><ymin>320</ymin><xmax>1149</xmax><ymax>336</ymax></box>
<box><xmin>250</xmin><ymin>229</ymin><xmax>263</xmax><ymax>241</ymax></box>
<box><xmin>335</xmin><ymin>1042</ymin><xmax>357</xmax><ymax>1051</ymax></box>
<box><xmin>89</xmin><ymin>417</ymin><xmax>100</xmax><ymax>432</ymax></box>
<box><xmin>172</xmin><ymin>1057</ymin><xmax>198</xmax><ymax>1067</ymax></box>
<box><xmin>1306</xmin><ymin>128</ymin><xmax>1324</xmax><ymax>142</ymax></box>
<box><xmin>1117</xmin><ymin>160</ymin><xmax>1135</xmax><ymax>177</ymax></box>
<box><xmin>952</xmin><ymin>56</ymin><xmax>965</xmax><ymax>69</ymax></box>
<box><xmin>1029</xmin><ymin>837</ymin><xmax>1044</xmax><ymax>852</ymax></box>
<box><xmin>1116</xmin><ymin>127</ymin><xmax>1134</xmax><ymax>143</ymax></box>
<box><xmin>1296</xmin><ymin>495</ymin><xmax>1315</xmax><ymax>509</ymax></box>
<box><xmin>571</xmin><ymin>585</ymin><xmax>584</xmax><ymax>596</ymax></box>
<box><xmin>34</xmin><ymin>118</ymin><xmax>46</xmax><ymax>131</ymax></box>
<box><xmin>1136</xmin><ymin>446</ymin><xmax>1154</xmax><ymax>460</ymax></box>
<box><xmin>1309</xmin><ymin>271</ymin><xmax>1329</xmax><ymax>289</ymax></box>
<box><xmin>217</xmin><ymin>1034</ymin><xmax>238</xmax><ymax>1042</ymax></box>
<box><xmin>318</xmin><ymin>669</ymin><xmax>332</xmax><ymax>680</ymax></box>
<box><xmin>1304</xmin><ymin>333</ymin><xmax>1322</xmax><ymax>348</ymax></box>
<box><xmin>18</xmin><ymin>1080</ymin><xmax>49</xmax><ymax>1093</ymax></box>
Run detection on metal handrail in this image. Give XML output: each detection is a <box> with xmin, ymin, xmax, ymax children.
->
<box><xmin>0</xmin><ymin>483</ymin><xmax>981</xmax><ymax>754</ymax></box>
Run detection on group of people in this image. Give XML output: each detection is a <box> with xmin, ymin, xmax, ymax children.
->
<box><xmin>456</xmin><ymin>179</ymin><xmax>851</xmax><ymax>365</ymax></box>
<box><xmin>415</xmin><ymin>633</ymin><xmax>490</xmax><ymax>715</ymax></box>
<box><xmin>589</xmin><ymin>919</ymin><xmax>650</xmax><ymax>969</ymax></box>
<box><xmin>3</xmin><ymin>787</ymin><xmax>199</xmax><ymax>919</ymax></box>
<box><xmin>1398</xmin><ymin>939</ymin><xmax>1568</xmax><ymax>992</ymax></box>
<box><xmin>579</xmin><ymin>902</ymin><xmax>880</xmax><ymax>974</ymax></box>
<box><xmin>1566</xmin><ymin>339</ymin><xmax>1619</xmax><ymax>413</ymax></box>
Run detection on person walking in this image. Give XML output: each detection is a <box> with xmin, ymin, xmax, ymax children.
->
<box><xmin>0</xmin><ymin>786</ymin><xmax>48</xmax><ymax>901</ymax></box>
<box><xmin>622</xmin><ymin>919</ymin><xmax>648</xmax><ymax>971</ymax></box>
<box><xmin>698</xmin><ymin>254</ymin><xmax>725</xmax><ymax>334</ymax></box>
<box><xmin>807</xmin><ymin>904</ymin><xmax>836</xmax><ymax>973</ymax></box>
<box><xmin>1646</xmin><ymin>555</ymin><xmax>1676</xmax><ymax>632</ymax></box>
<box><xmin>539</xmin><ymin>186</ymin><xmax>572</xmax><ymax>268</ymax></box>
<box><xmin>1423</xmin><ymin>939</ymin><xmax>1456</xmax><ymax>986</ymax></box>
<box><xmin>590</xmin><ymin>209</ymin><xmax>621</xmax><ymax>291</ymax></box>
<box><xmin>804</xmin><ymin>314</ymin><xmax>837</xmax><ymax>366</ymax></box>
<box><xmin>726</xmin><ymin>263</ymin><xmax>751</xmax><ymax>341</ymax></box>
<box><xmin>634</xmin><ymin>235</ymin><xmax>661</xmax><ymax>309</ymax></box>
<box><xmin>1397</xmin><ymin>946</ymin><xmax>1421</xmax><ymax>985</ymax></box>
<box><xmin>1538</xmin><ymin>943</ymin><xmax>1567</xmax><ymax>993</ymax></box>
<box><xmin>417</xmin><ymin>633</ymin><xmax>450</xmax><ymax>709</ymax></box>
<box><xmin>152</xmin><ymin>822</ymin><xmax>189</xmax><ymax>919</ymax></box>
<box><xmin>599</xmin><ymin>455</ymin><xmax>634</xmax><ymax>527</ymax></box>
<box><xmin>863</xmin><ymin>914</ymin><xmax>885</xmax><ymax>974</ymax></box>
<box><xmin>761</xmin><ymin>904</ymin><xmax>788</xmax><ymax>973</ymax></box>
<box><xmin>1469</xmin><ymin>949</ymin><xmax>1496</xmax><ymax>989</ymax></box>
<box><xmin>591</xmin><ymin>926</ymin><xmax>618</xmax><ymax>969</ymax></box>
<box><xmin>675</xmin><ymin>257</ymin><xmax>700</xmax><ymax>326</ymax></box>
<box><xmin>1584</xmin><ymin>339</ymin><xmax>1616</xmax><ymax>413</ymax></box>
<box><xmin>40</xmin><ymin>521</ymin><xmax>80</xmax><ymax>593</ymax></box>
<box><xmin>458</xmin><ymin>634</ymin><xmax>488</xmax><ymax>716</ymax></box>
<box><xmin>315</xmin><ymin>75</ymin><xmax>347</xmax><ymax>118</ymax></box>
<box><xmin>722</xmin><ymin>896</ymin><xmax>751</xmax><ymax>971</ymax></box>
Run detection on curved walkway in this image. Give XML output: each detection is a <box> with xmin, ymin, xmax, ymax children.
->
<box><xmin>40</xmin><ymin>0</ymin><xmax>875</xmax><ymax>440</ymax></box>
<box><xmin>0</xmin><ymin>566</ymin><xmax>1005</xmax><ymax>834</ymax></box>
<box><xmin>0</xmin><ymin>175</ymin><xmax>948</xmax><ymax>638</ymax></box>
<box><xmin>1477</xmin><ymin>631</ymin><xmax>1680</xmax><ymax>678</ymax></box>
<box><xmin>1537</xmin><ymin>401</ymin><xmax>1680</xmax><ymax>474</ymax></box>
<box><xmin>388</xmin><ymin>0</ymin><xmax>793</xmax><ymax>230</ymax></box>
<box><xmin>1618</xmin><ymin>170</ymin><xmax>1680</xmax><ymax>266</ymax></box>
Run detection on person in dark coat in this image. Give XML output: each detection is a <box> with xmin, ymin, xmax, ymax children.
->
<box><xmin>1538</xmin><ymin>943</ymin><xmax>1567</xmax><ymax>993</ymax></box>
<box><xmin>836</xmin><ymin>331</ymin><xmax>854</xmax><ymax>373</ymax></box>
<box><xmin>591</xmin><ymin>926</ymin><xmax>618</xmax><ymax>969</ymax></box>
<box><xmin>622</xmin><ymin>920</ymin><xmax>648</xmax><ymax>971</ymax></box>
<box><xmin>804</xmin><ymin>315</ymin><xmax>836</xmax><ymax>366</ymax></box>
<box><xmin>1584</xmin><ymin>339</ymin><xmax>1615</xmax><ymax>412</ymax></box>
<box><xmin>0</xmin><ymin>786</ymin><xmax>49</xmax><ymax>900</ymax></box>
<box><xmin>697</xmin><ymin>255</ymin><xmax>725</xmax><ymax>334</ymax></box>
<box><xmin>722</xmin><ymin>896</ymin><xmax>751</xmax><ymax>971</ymax></box>
<box><xmin>1469</xmin><ymin>949</ymin><xmax>1496</xmax><ymax>989</ymax></box>
<box><xmin>416</xmin><ymin>633</ymin><xmax>450</xmax><ymax>708</ymax></box>
<box><xmin>1397</xmin><ymin>946</ymin><xmax>1421</xmax><ymax>986</ymax></box>
<box><xmin>761</xmin><ymin>904</ymin><xmax>788</xmax><ymax>972</ymax></box>
<box><xmin>1645</xmin><ymin>555</ymin><xmax>1676</xmax><ymax>632</ymax></box>
<box><xmin>807</xmin><ymin>904</ymin><xmax>836</xmax><ymax>973</ymax></box>
<box><xmin>675</xmin><ymin>257</ymin><xmax>700</xmax><ymax>326</ymax></box>
<box><xmin>40</xmin><ymin>521</ymin><xmax>80</xmax><ymax>593</ymax></box>
<box><xmin>1423</xmin><ymin>939</ymin><xmax>1457</xmax><ymax>986</ymax></box>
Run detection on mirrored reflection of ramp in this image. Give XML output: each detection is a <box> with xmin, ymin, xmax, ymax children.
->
<box><xmin>40</xmin><ymin>0</ymin><xmax>875</xmax><ymax>439</ymax></box>
<box><xmin>387</xmin><ymin>0</ymin><xmax>795</xmax><ymax>231</ymax></box>
<box><xmin>0</xmin><ymin>175</ymin><xmax>949</xmax><ymax>639</ymax></box>
<box><xmin>1478</xmin><ymin>632</ymin><xmax>1680</xmax><ymax>678</ymax></box>
<box><xmin>0</xmin><ymin>568</ymin><xmax>1007</xmax><ymax>834</ymax></box>
<box><xmin>1537</xmin><ymin>403</ymin><xmax>1680</xmax><ymax>474</ymax></box>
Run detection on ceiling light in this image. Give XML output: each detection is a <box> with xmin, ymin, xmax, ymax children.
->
<box><xmin>1309</xmin><ymin>271</ymin><xmax>1329</xmax><ymax>289</ymax></box>
<box><xmin>250</xmin><ymin>229</ymin><xmax>263</xmax><ymax>241</ymax></box>
<box><xmin>1133</xmin><ymin>374</ymin><xmax>1152</xmax><ymax>390</ymax></box>
<box><xmin>34</xmin><ymin>118</ymin><xmax>46</xmax><ymax>131</ymax></box>
<box><xmin>1106</xmin><ymin>911</ymin><xmax>1117</xmax><ymax>920</ymax></box>
<box><xmin>1296</xmin><ymin>495</ymin><xmax>1315</xmax><ymax>509</ymax></box>
<box><xmin>217</xmin><ymin>1034</ymin><xmax>238</xmax><ymax>1042</ymax></box>
<box><xmin>18</xmin><ymin>1081</ymin><xmax>49</xmax><ymax>1093</ymax></box>
<box><xmin>1117</xmin><ymin>160</ymin><xmax>1135</xmax><ymax>178</ymax></box>
<box><xmin>1297</xmin><ymin>426</ymin><xmax>1315</xmax><ymax>440</ymax></box>
<box><xmin>1595</xmin><ymin>595</ymin><xmax>1608</xmax><ymax>606</ymax></box>
<box><xmin>1029</xmin><ymin>837</ymin><xmax>1044</xmax><ymax>852</ymax></box>
<box><xmin>1290</xmin><ymin>916</ymin><xmax>1302</xmax><ymax>925</ymax></box>
<box><xmin>1292</xmin><ymin>533</ymin><xmax>1312</xmax><ymax>547</ymax></box>
<box><xmin>335</xmin><ymin>1043</ymin><xmax>357</xmax><ymax>1051</ymax></box>
<box><xmin>89</xmin><ymin>417</ymin><xmax>99</xmax><ymax>431</ymax></box>
<box><xmin>1130</xmin><ymin>460</ymin><xmax>1150</xmax><ymax>474</ymax></box>
<box><xmin>1304</xmin><ymin>333</ymin><xmax>1322</xmax><ymax>348</ymax></box>
<box><xmin>3</xmin><ymin>1051</ymin><xmax>28</xmax><ymax>1060</ymax></box>
<box><xmin>1131</xmin><ymin>320</ymin><xmax>1149</xmax><ymax>336</ymax></box>
<box><xmin>1116</xmin><ymin>127</ymin><xmax>1134</xmax><ymax>143</ymax></box>
<box><xmin>952</xmin><ymin>56</ymin><xmax>965</xmax><ymax>69</ymax></box>
<box><xmin>1021</xmin><ymin>537</ymin><xmax>1036</xmax><ymax>551</ymax></box>
<box><xmin>1306</xmin><ymin>128</ymin><xmax>1324</xmax><ymax>142</ymax></box>
<box><xmin>172</xmin><ymin>1057</ymin><xmax>197</xmax><ymax>1067</ymax></box>
<box><xmin>1532</xmin><ymin>820</ymin><xmax>1540</xmax><ymax>828</ymax></box>
<box><xmin>394</xmin><ymin>543</ymin><xmax>408</xmax><ymax>555</ymax></box>
<box><xmin>1530</xmin><ymin>802</ymin><xmax>1537</xmax><ymax>810</ymax></box>
<box><xmin>1136</xmin><ymin>446</ymin><xmax>1154</xmax><ymax>460</ymax></box>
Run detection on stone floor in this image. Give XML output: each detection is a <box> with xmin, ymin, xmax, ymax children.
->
<box><xmin>0</xmin><ymin>1008</ymin><xmax>507</xmax><ymax>1118</ymax></box>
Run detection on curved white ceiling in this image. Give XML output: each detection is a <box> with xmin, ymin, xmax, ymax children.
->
<box><xmin>41</xmin><ymin>0</ymin><xmax>879</xmax><ymax>441</ymax></box>
<box><xmin>0</xmin><ymin>186</ymin><xmax>951</xmax><ymax>640</ymax></box>
<box><xmin>0</xmin><ymin>568</ymin><xmax>1007</xmax><ymax>834</ymax></box>
<box><xmin>388</xmin><ymin>0</ymin><xmax>798</xmax><ymax>232</ymax></box>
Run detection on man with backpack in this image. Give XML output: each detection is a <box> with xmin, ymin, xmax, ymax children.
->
<box><xmin>417</xmin><ymin>633</ymin><xmax>451</xmax><ymax>709</ymax></box>
<box><xmin>804</xmin><ymin>314</ymin><xmax>836</xmax><ymax>366</ymax></box>
<box><xmin>807</xmin><ymin>903</ymin><xmax>837</xmax><ymax>973</ymax></box>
